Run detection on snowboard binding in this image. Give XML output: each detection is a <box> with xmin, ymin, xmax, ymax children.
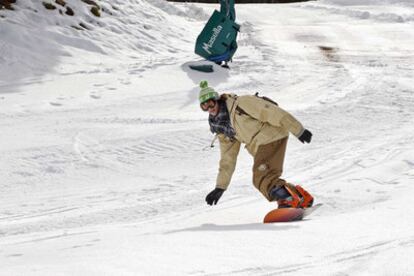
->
<box><xmin>270</xmin><ymin>184</ymin><xmax>314</xmax><ymax>209</ymax></box>
<box><xmin>264</xmin><ymin>185</ymin><xmax>318</xmax><ymax>223</ymax></box>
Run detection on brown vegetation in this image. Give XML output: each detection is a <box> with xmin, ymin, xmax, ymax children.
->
<box><xmin>90</xmin><ymin>6</ymin><xmax>100</xmax><ymax>17</ymax></box>
<box><xmin>43</xmin><ymin>2</ymin><xmax>57</xmax><ymax>10</ymax></box>
<box><xmin>166</xmin><ymin>0</ymin><xmax>313</xmax><ymax>3</ymax></box>
<box><xmin>0</xmin><ymin>0</ymin><xmax>17</xmax><ymax>10</ymax></box>
<box><xmin>55</xmin><ymin>0</ymin><xmax>66</xmax><ymax>7</ymax></box>
<box><xmin>81</xmin><ymin>0</ymin><xmax>99</xmax><ymax>8</ymax></box>
<box><xmin>318</xmin><ymin>45</ymin><xmax>339</xmax><ymax>62</ymax></box>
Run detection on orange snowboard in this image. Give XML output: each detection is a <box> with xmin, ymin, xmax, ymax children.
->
<box><xmin>263</xmin><ymin>208</ymin><xmax>305</xmax><ymax>223</ymax></box>
<box><xmin>263</xmin><ymin>203</ymin><xmax>322</xmax><ymax>223</ymax></box>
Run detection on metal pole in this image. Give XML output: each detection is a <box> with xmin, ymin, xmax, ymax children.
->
<box><xmin>219</xmin><ymin>0</ymin><xmax>235</xmax><ymax>21</ymax></box>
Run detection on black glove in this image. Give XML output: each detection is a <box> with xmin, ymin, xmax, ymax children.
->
<box><xmin>298</xmin><ymin>129</ymin><xmax>312</xmax><ymax>144</ymax></box>
<box><xmin>205</xmin><ymin>188</ymin><xmax>225</xmax><ymax>206</ymax></box>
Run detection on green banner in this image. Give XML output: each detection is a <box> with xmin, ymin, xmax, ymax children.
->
<box><xmin>194</xmin><ymin>0</ymin><xmax>239</xmax><ymax>62</ymax></box>
<box><xmin>195</xmin><ymin>9</ymin><xmax>240</xmax><ymax>62</ymax></box>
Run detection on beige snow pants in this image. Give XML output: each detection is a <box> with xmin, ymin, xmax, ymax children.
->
<box><xmin>252</xmin><ymin>137</ymin><xmax>296</xmax><ymax>201</ymax></box>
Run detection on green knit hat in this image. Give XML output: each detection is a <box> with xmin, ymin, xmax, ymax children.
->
<box><xmin>199</xmin><ymin>80</ymin><xmax>219</xmax><ymax>104</ymax></box>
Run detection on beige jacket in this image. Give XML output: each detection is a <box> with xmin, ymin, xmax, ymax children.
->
<box><xmin>215</xmin><ymin>94</ymin><xmax>305</xmax><ymax>190</ymax></box>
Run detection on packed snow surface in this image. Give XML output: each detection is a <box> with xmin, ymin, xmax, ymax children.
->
<box><xmin>1</xmin><ymin>0</ymin><xmax>413</xmax><ymax>275</ymax></box>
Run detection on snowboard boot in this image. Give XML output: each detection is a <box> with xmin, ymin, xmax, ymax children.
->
<box><xmin>295</xmin><ymin>185</ymin><xmax>314</xmax><ymax>208</ymax></box>
<box><xmin>269</xmin><ymin>184</ymin><xmax>314</xmax><ymax>209</ymax></box>
<box><xmin>221</xmin><ymin>61</ymin><xmax>230</xmax><ymax>69</ymax></box>
<box><xmin>269</xmin><ymin>185</ymin><xmax>300</xmax><ymax>208</ymax></box>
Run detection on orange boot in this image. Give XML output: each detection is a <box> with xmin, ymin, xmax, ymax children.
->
<box><xmin>269</xmin><ymin>184</ymin><xmax>314</xmax><ymax>209</ymax></box>
<box><xmin>269</xmin><ymin>185</ymin><xmax>301</xmax><ymax>208</ymax></box>
<box><xmin>295</xmin><ymin>185</ymin><xmax>314</xmax><ymax>208</ymax></box>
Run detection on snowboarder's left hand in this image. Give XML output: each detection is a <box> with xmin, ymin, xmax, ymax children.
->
<box><xmin>205</xmin><ymin>188</ymin><xmax>225</xmax><ymax>205</ymax></box>
<box><xmin>298</xmin><ymin>129</ymin><xmax>312</xmax><ymax>144</ymax></box>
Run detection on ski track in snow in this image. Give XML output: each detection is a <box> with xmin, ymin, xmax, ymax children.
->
<box><xmin>0</xmin><ymin>107</ymin><xmax>212</xmax><ymax>236</ymax></box>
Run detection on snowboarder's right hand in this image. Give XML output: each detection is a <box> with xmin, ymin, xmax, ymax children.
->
<box><xmin>206</xmin><ymin>188</ymin><xmax>225</xmax><ymax>206</ymax></box>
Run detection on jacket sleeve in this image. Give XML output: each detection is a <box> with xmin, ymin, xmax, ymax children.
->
<box><xmin>238</xmin><ymin>96</ymin><xmax>305</xmax><ymax>137</ymax></box>
<box><xmin>216</xmin><ymin>134</ymin><xmax>241</xmax><ymax>190</ymax></box>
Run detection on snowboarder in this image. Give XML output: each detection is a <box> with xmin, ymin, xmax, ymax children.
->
<box><xmin>199</xmin><ymin>81</ymin><xmax>314</xmax><ymax>209</ymax></box>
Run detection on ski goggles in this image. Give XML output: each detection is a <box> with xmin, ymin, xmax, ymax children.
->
<box><xmin>200</xmin><ymin>99</ymin><xmax>217</xmax><ymax>112</ymax></box>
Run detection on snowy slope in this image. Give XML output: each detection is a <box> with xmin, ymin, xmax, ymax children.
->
<box><xmin>1</xmin><ymin>0</ymin><xmax>414</xmax><ymax>275</ymax></box>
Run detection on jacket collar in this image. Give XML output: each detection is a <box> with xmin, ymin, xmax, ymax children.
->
<box><xmin>222</xmin><ymin>93</ymin><xmax>238</xmax><ymax>115</ymax></box>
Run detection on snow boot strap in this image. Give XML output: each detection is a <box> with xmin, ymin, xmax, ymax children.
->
<box><xmin>277</xmin><ymin>185</ymin><xmax>301</xmax><ymax>208</ymax></box>
<box><xmin>295</xmin><ymin>185</ymin><xmax>314</xmax><ymax>208</ymax></box>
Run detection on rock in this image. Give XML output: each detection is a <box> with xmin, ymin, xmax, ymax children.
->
<box><xmin>65</xmin><ymin>6</ymin><xmax>74</xmax><ymax>16</ymax></box>
<box><xmin>71</xmin><ymin>25</ymin><xmax>83</xmax><ymax>30</ymax></box>
<box><xmin>79</xmin><ymin>22</ymin><xmax>90</xmax><ymax>30</ymax></box>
